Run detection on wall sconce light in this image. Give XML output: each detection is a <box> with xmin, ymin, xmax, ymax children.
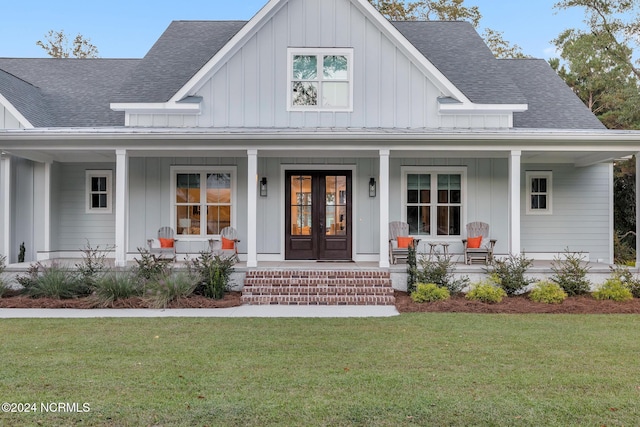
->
<box><xmin>260</xmin><ymin>177</ymin><xmax>268</xmax><ymax>197</ymax></box>
<box><xmin>369</xmin><ymin>177</ymin><xmax>376</xmax><ymax>197</ymax></box>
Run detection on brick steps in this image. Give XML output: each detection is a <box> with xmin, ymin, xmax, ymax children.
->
<box><xmin>241</xmin><ymin>270</ymin><xmax>395</xmax><ymax>306</ymax></box>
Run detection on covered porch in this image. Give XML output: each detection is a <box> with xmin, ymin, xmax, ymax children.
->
<box><xmin>1</xmin><ymin>128</ymin><xmax>639</xmax><ymax>269</ymax></box>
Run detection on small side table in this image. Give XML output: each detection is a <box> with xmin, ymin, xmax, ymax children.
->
<box><xmin>428</xmin><ymin>242</ymin><xmax>450</xmax><ymax>258</ymax></box>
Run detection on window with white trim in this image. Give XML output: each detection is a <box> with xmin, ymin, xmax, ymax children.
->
<box><xmin>287</xmin><ymin>48</ymin><xmax>353</xmax><ymax>111</ymax></box>
<box><xmin>171</xmin><ymin>167</ymin><xmax>236</xmax><ymax>237</ymax></box>
<box><xmin>526</xmin><ymin>171</ymin><xmax>552</xmax><ymax>214</ymax></box>
<box><xmin>403</xmin><ymin>168</ymin><xmax>466</xmax><ymax>236</ymax></box>
<box><xmin>86</xmin><ymin>170</ymin><xmax>112</xmax><ymax>214</ymax></box>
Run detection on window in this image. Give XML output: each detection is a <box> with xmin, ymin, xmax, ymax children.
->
<box><xmin>86</xmin><ymin>170</ymin><xmax>112</xmax><ymax>214</ymax></box>
<box><xmin>287</xmin><ymin>48</ymin><xmax>353</xmax><ymax>111</ymax></box>
<box><xmin>171</xmin><ymin>167</ymin><xmax>236</xmax><ymax>237</ymax></box>
<box><xmin>526</xmin><ymin>171</ymin><xmax>552</xmax><ymax>214</ymax></box>
<box><xmin>403</xmin><ymin>168</ymin><xmax>465</xmax><ymax>237</ymax></box>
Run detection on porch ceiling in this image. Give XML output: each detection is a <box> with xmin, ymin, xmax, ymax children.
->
<box><xmin>1</xmin><ymin>126</ymin><xmax>639</xmax><ymax>165</ymax></box>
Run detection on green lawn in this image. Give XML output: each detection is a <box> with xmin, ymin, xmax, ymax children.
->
<box><xmin>0</xmin><ymin>314</ymin><xmax>639</xmax><ymax>426</ymax></box>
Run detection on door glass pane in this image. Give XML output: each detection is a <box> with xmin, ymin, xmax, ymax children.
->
<box><xmin>326</xmin><ymin>176</ymin><xmax>347</xmax><ymax>236</ymax></box>
<box><xmin>291</xmin><ymin>176</ymin><xmax>312</xmax><ymax>235</ymax></box>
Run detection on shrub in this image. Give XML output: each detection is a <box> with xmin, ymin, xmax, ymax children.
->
<box><xmin>487</xmin><ymin>254</ymin><xmax>534</xmax><ymax>296</ymax></box>
<box><xmin>75</xmin><ymin>241</ymin><xmax>112</xmax><ymax>288</ymax></box>
<box><xmin>188</xmin><ymin>251</ymin><xmax>235</xmax><ymax>299</ymax></box>
<box><xmin>465</xmin><ymin>280</ymin><xmax>506</xmax><ymax>304</ymax></box>
<box><xmin>551</xmin><ymin>249</ymin><xmax>592</xmax><ymax>296</ymax></box>
<box><xmin>0</xmin><ymin>255</ymin><xmax>7</xmax><ymax>297</ymax></box>
<box><xmin>411</xmin><ymin>283</ymin><xmax>450</xmax><ymax>303</ymax></box>
<box><xmin>23</xmin><ymin>262</ymin><xmax>89</xmax><ymax>299</ymax></box>
<box><xmin>92</xmin><ymin>272</ymin><xmax>142</xmax><ymax>307</ymax></box>
<box><xmin>529</xmin><ymin>280</ymin><xmax>567</xmax><ymax>304</ymax></box>
<box><xmin>592</xmin><ymin>278</ymin><xmax>633</xmax><ymax>302</ymax></box>
<box><xmin>406</xmin><ymin>245</ymin><xmax>418</xmax><ymax>293</ymax></box>
<box><xmin>609</xmin><ymin>265</ymin><xmax>640</xmax><ymax>298</ymax></box>
<box><xmin>133</xmin><ymin>248</ymin><xmax>173</xmax><ymax>283</ymax></box>
<box><xmin>415</xmin><ymin>253</ymin><xmax>469</xmax><ymax>295</ymax></box>
<box><xmin>143</xmin><ymin>272</ymin><xmax>196</xmax><ymax>308</ymax></box>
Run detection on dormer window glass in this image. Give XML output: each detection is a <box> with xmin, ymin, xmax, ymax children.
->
<box><xmin>288</xmin><ymin>48</ymin><xmax>353</xmax><ymax>111</ymax></box>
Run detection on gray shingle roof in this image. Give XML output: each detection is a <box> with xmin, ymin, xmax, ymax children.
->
<box><xmin>500</xmin><ymin>59</ymin><xmax>606</xmax><ymax>129</ymax></box>
<box><xmin>0</xmin><ymin>58</ymin><xmax>138</xmax><ymax>127</ymax></box>
<box><xmin>0</xmin><ymin>68</ymin><xmax>54</xmax><ymax>127</ymax></box>
<box><xmin>393</xmin><ymin>21</ymin><xmax>527</xmax><ymax>105</ymax></box>
<box><xmin>113</xmin><ymin>21</ymin><xmax>247</xmax><ymax>103</ymax></box>
<box><xmin>0</xmin><ymin>18</ymin><xmax>601</xmax><ymax>130</ymax></box>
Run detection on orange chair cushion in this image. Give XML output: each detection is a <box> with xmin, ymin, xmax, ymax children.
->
<box><xmin>221</xmin><ymin>237</ymin><xmax>235</xmax><ymax>250</ymax></box>
<box><xmin>467</xmin><ymin>236</ymin><xmax>482</xmax><ymax>249</ymax></box>
<box><xmin>396</xmin><ymin>236</ymin><xmax>413</xmax><ymax>249</ymax></box>
<box><xmin>158</xmin><ymin>238</ymin><xmax>175</xmax><ymax>248</ymax></box>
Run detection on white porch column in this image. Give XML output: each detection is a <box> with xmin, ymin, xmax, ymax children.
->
<box><xmin>1</xmin><ymin>153</ymin><xmax>10</xmax><ymax>260</ymax></box>
<box><xmin>246</xmin><ymin>149</ymin><xmax>258</xmax><ymax>267</ymax></box>
<box><xmin>115</xmin><ymin>149</ymin><xmax>129</xmax><ymax>267</ymax></box>
<box><xmin>509</xmin><ymin>150</ymin><xmax>522</xmax><ymax>255</ymax></box>
<box><xmin>636</xmin><ymin>153</ymin><xmax>640</xmax><ymax>268</ymax></box>
<box><xmin>379</xmin><ymin>149</ymin><xmax>390</xmax><ymax>268</ymax></box>
<box><xmin>42</xmin><ymin>162</ymin><xmax>51</xmax><ymax>258</ymax></box>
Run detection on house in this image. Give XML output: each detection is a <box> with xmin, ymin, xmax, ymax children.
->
<box><xmin>1</xmin><ymin>0</ymin><xmax>639</xmax><ymax>272</ymax></box>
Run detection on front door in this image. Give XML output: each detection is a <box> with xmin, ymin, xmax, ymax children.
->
<box><xmin>285</xmin><ymin>171</ymin><xmax>352</xmax><ymax>260</ymax></box>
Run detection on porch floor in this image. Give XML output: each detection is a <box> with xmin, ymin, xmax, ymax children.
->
<box><xmin>4</xmin><ymin>258</ymin><xmax>614</xmax><ymax>273</ymax></box>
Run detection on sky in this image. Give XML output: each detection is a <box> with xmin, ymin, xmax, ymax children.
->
<box><xmin>0</xmin><ymin>0</ymin><xmax>588</xmax><ymax>60</ymax></box>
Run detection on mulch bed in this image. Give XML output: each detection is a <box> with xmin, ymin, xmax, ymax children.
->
<box><xmin>1</xmin><ymin>290</ymin><xmax>639</xmax><ymax>313</ymax></box>
<box><xmin>0</xmin><ymin>291</ymin><xmax>243</xmax><ymax>309</ymax></box>
<box><xmin>394</xmin><ymin>291</ymin><xmax>640</xmax><ymax>314</ymax></box>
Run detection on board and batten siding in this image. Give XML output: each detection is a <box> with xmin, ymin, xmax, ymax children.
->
<box><xmin>521</xmin><ymin>163</ymin><xmax>612</xmax><ymax>262</ymax></box>
<box><xmin>389</xmin><ymin>157</ymin><xmax>510</xmax><ymax>256</ymax></box>
<box><xmin>0</xmin><ymin>104</ymin><xmax>24</xmax><ymax>129</ymax></box>
<box><xmin>127</xmin><ymin>157</ymin><xmax>248</xmax><ymax>255</ymax></box>
<box><xmin>53</xmin><ymin>163</ymin><xmax>116</xmax><ymax>251</ymax></box>
<box><xmin>129</xmin><ymin>0</ymin><xmax>455</xmax><ymax>129</ymax></box>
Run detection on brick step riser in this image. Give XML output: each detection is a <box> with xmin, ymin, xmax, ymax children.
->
<box><xmin>245</xmin><ymin>272</ymin><xmax>390</xmax><ymax>279</ymax></box>
<box><xmin>241</xmin><ymin>296</ymin><xmax>396</xmax><ymax>306</ymax></box>
<box><xmin>242</xmin><ymin>287</ymin><xmax>394</xmax><ymax>295</ymax></box>
<box><xmin>242</xmin><ymin>270</ymin><xmax>395</xmax><ymax>306</ymax></box>
<box><xmin>243</xmin><ymin>279</ymin><xmax>392</xmax><ymax>287</ymax></box>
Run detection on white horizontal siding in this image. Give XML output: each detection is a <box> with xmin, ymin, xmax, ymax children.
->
<box><xmin>54</xmin><ymin>163</ymin><xmax>116</xmax><ymax>251</ymax></box>
<box><xmin>521</xmin><ymin>163</ymin><xmax>611</xmax><ymax>261</ymax></box>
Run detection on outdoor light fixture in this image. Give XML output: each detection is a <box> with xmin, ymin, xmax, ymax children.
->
<box><xmin>369</xmin><ymin>177</ymin><xmax>376</xmax><ymax>197</ymax></box>
<box><xmin>260</xmin><ymin>177</ymin><xmax>268</xmax><ymax>197</ymax></box>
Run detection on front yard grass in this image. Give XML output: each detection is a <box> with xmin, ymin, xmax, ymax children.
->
<box><xmin>1</xmin><ymin>314</ymin><xmax>639</xmax><ymax>426</ymax></box>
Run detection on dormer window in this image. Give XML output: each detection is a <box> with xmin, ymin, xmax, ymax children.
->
<box><xmin>287</xmin><ymin>48</ymin><xmax>353</xmax><ymax>111</ymax></box>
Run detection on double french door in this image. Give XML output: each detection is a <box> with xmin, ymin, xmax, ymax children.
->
<box><xmin>285</xmin><ymin>171</ymin><xmax>352</xmax><ymax>260</ymax></box>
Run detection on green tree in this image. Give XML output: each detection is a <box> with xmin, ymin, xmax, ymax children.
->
<box><xmin>554</xmin><ymin>0</ymin><xmax>640</xmax><ymax>79</ymax></box>
<box><xmin>36</xmin><ymin>30</ymin><xmax>99</xmax><ymax>58</ymax></box>
<box><xmin>553</xmin><ymin>1</ymin><xmax>640</xmax><ymax>262</ymax></box>
<box><xmin>368</xmin><ymin>0</ymin><xmax>525</xmax><ymax>58</ymax></box>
